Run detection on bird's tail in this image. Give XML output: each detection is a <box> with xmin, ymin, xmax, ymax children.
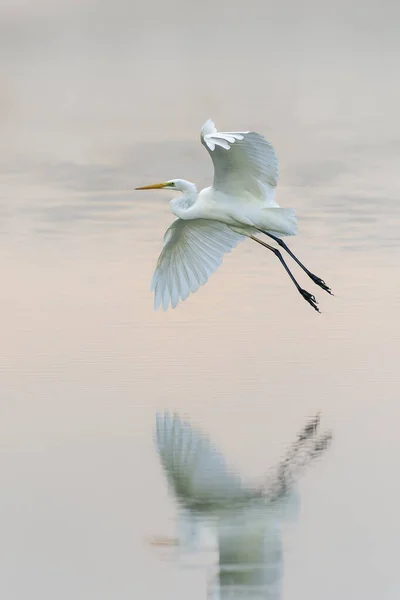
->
<box><xmin>260</xmin><ymin>207</ymin><xmax>298</xmax><ymax>236</ymax></box>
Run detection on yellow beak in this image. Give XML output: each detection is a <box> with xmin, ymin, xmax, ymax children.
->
<box><xmin>135</xmin><ymin>182</ymin><xmax>169</xmax><ymax>190</ymax></box>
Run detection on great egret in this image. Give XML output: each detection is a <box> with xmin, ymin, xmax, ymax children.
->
<box><xmin>153</xmin><ymin>411</ymin><xmax>332</xmax><ymax>598</ymax></box>
<box><xmin>136</xmin><ymin>120</ymin><xmax>333</xmax><ymax>313</ymax></box>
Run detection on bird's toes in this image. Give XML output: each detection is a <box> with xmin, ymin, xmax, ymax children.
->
<box><xmin>309</xmin><ymin>273</ymin><xmax>333</xmax><ymax>295</ymax></box>
<box><xmin>300</xmin><ymin>289</ymin><xmax>320</xmax><ymax>313</ymax></box>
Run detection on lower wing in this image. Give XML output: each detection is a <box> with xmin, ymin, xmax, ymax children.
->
<box><xmin>151</xmin><ymin>219</ymin><xmax>244</xmax><ymax>310</ymax></box>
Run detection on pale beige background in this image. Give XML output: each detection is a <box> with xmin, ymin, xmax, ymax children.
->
<box><xmin>0</xmin><ymin>0</ymin><xmax>399</xmax><ymax>598</ymax></box>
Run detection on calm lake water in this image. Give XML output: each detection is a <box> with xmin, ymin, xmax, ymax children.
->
<box><xmin>1</xmin><ymin>1</ymin><xmax>400</xmax><ymax>598</ymax></box>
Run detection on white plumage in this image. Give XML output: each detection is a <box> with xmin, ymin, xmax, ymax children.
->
<box><xmin>151</xmin><ymin>219</ymin><xmax>245</xmax><ymax>311</ymax></box>
<box><xmin>201</xmin><ymin>119</ymin><xmax>279</xmax><ymax>204</ymax></box>
<box><xmin>136</xmin><ymin>120</ymin><xmax>332</xmax><ymax>312</ymax></box>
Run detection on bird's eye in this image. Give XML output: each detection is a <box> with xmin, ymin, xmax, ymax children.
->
<box><xmin>169</xmin><ymin>182</ymin><xmax>175</xmax><ymax>187</ymax></box>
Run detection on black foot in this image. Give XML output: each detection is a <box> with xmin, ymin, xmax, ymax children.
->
<box><xmin>308</xmin><ymin>273</ymin><xmax>333</xmax><ymax>295</ymax></box>
<box><xmin>299</xmin><ymin>289</ymin><xmax>320</xmax><ymax>313</ymax></box>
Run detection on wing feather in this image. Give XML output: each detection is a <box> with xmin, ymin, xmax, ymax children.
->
<box><xmin>151</xmin><ymin>218</ymin><xmax>244</xmax><ymax>310</ymax></box>
<box><xmin>155</xmin><ymin>411</ymin><xmax>244</xmax><ymax>505</ymax></box>
<box><xmin>201</xmin><ymin>119</ymin><xmax>279</xmax><ymax>205</ymax></box>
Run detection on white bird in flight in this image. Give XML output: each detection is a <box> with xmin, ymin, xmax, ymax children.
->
<box><xmin>153</xmin><ymin>411</ymin><xmax>332</xmax><ymax>598</ymax></box>
<box><xmin>136</xmin><ymin>120</ymin><xmax>333</xmax><ymax>313</ymax></box>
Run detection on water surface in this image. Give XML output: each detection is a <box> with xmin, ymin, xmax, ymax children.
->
<box><xmin>1</xmin><ymin>1</ymin><xmax>400</xmax><ymax>598</ymax></box>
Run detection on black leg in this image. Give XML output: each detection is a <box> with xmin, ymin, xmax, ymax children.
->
<box><xmin>258</xmin><ymin>230</ymin><xmax>332</xmax><ymax>295</ymax></box>
<box><xmin>250</xmin><ymin>235</ymin><xmax>320</xmax><ymax>312</ymax></box>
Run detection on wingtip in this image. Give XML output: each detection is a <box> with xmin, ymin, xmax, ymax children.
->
<box><xmin>201</xmin><ymin>118</ymin><xmax>217</xmax><ymax>137</ymax></box>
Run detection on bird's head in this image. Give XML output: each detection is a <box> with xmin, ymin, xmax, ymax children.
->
<box><xmin>135</xmin><ymin>179</ymin><xmax>196</xmax><ymax>193</ymax></box>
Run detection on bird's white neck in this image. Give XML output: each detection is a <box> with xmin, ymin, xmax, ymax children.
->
<box><xmin>170</xmin><ymin>181</ymin><xmax>198</xmax><ymax>220</ymax></box>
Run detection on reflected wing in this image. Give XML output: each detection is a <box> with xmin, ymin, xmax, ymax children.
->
<box><xmin>264</xmin><ymin>414</ymin><xmax>332</xmax><ymax>518</ymax></box>
<box><xmin>201</xmin><ymin>119</ymin><xmax>279</xmax><ymax>205</ymax></box>
<box><xmin>151</xmin><ymin>219</ymin><xmax>244</xmax><ymax>311</ymax></box>
<box><xmin>155</xmin><ymin>412</ymin><xmax>244</xmax><ymax>506</ymax></box>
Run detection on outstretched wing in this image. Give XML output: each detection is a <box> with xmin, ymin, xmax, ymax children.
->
<box><xmin>151</xmin><ymin>219</ymin><xmax>244</xmax><ymax>311</ymax></box>
<box><xmin>155</xmin><ymin>411</ymin><xmax>244</xmax><ymax>506</ymax></box>
<box><xmin>201</xmin><ymin>119</ymin><xmax>279</xmax><ymax>205</ymax></box>
<box><xmin>261</xmin><ymin>414</ymin><xmax>332</xmax><ymax>521</ymax></box>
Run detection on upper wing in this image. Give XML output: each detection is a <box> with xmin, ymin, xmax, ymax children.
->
<box><xmin>201</xmin><ymin>119</ymin><xmax>279</xmax><ymax>205</ymax></box>
<box><xmin>151</xmin><ymin>218</ymin><xmax>244</xmax><ymax>311</ymax></box>
<box><xmin>155</xmin><ymin>411</ymin><xmax>245</xmax><ymax>507</ymax></box>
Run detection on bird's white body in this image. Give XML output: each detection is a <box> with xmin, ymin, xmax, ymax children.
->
<box><xmin>136</xmin><ymin>119</ymin><xmax>299</xmax><ymax>310</ymax></box>
<box><xmin>171</xmin><ymin>185</ymin><xmax>297</xmax><ymax>236</ymax></box>
<box><xmin>214</xmin><ymin>509</ymin><xmax>283</xmax><ymax>600</ymax></box>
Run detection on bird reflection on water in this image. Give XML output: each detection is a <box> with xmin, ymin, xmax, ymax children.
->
<box><xmin>151</xmin><ymin>412</ymin><xmax>332</xmax><ymax>598</ymax></box>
